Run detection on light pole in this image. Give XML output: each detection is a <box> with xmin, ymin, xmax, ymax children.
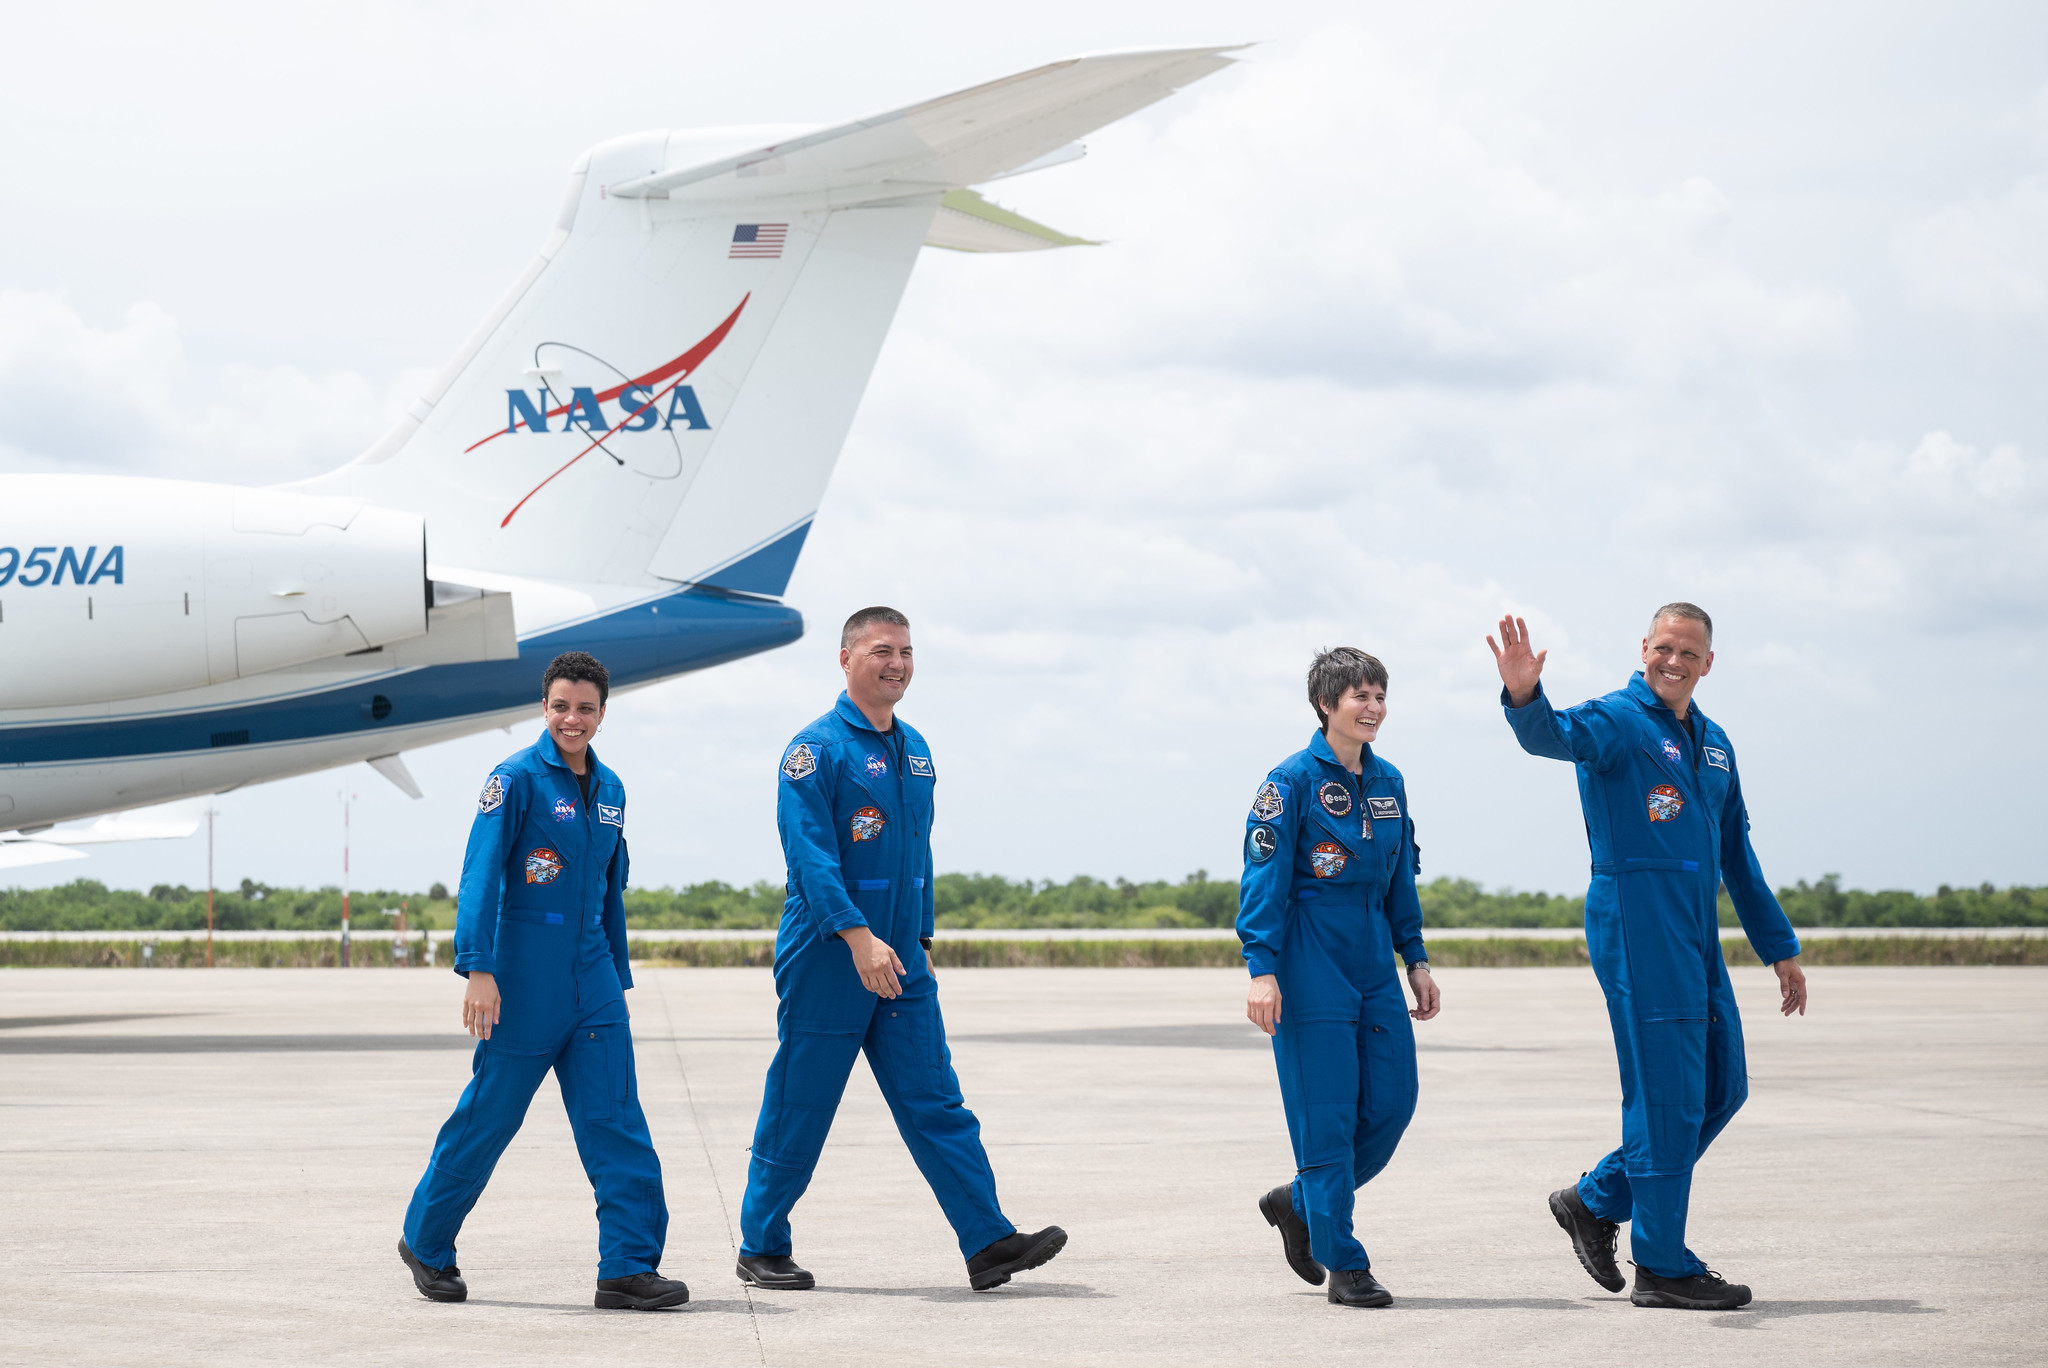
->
<box><xmin>205</xmin><ymin>807</ymin><xmax>216</xmax><ymax>969</ymax></box>
<box><xmin>341</xmin><ymin>791</ymin><xmax>354</xmax><ymax>969</ymax></box>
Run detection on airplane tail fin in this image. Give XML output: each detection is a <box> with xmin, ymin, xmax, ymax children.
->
<box><xmin>302</xmin><ymin>46</ymin><xmax>1239</xmax><ymax>596</ymax></box>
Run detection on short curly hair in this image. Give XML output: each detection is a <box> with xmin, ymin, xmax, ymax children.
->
<box><xmin>542</xmin><ymin>651</ymin><xmax>610</xmax><ymax>704</ymax></box>
<box><xmin>1307</xmin><ymin>646</ymin><xmax>1388</xmax><ymax>730</ymax></box>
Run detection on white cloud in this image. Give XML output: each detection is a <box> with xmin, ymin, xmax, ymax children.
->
<box><xmin>1894</xmin><ymin>176</ymin><xmax>2048</xmax><ymax>322</ymax></box>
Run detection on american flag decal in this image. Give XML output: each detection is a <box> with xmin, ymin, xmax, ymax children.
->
<box><xmin>729</xmin><ymin>223</ymin><xmax>788</xmax><ymax>259</ymax></box>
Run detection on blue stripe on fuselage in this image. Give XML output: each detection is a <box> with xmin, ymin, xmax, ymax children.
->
<box><xmin>0</xmin><ymin>586</ymin><xmax>802</xmax><ymax>765</ymax></box>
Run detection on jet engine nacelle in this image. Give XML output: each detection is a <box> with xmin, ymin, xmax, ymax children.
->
<box><xmin>0</xmin><ymin>475</ymin><xmax>428</xmax><ymax>708</ymax></box>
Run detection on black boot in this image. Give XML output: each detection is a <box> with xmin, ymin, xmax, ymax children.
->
<box><xmin>397</xmin><ymin>1238</ymin><xmax>467</xmax><ymax>1303</ymax></box>
<box><xmin>736</xmin><ymin>1253</ymin><xmax>815</xmax><ymax>1290</ymax></box>
<box><xmin>967</xmin><ymin>1226</ymin><xmax>1068</xmax><ymax>1291</ymax></box>
<box><xmin>1326</xmin><ymin>1268</ymin><xmax>1392</xmax><ymax>1308</ymax></box>
<box><xmin>1631</xmin><ymin>1266</ymin><xmax>1752</xmax><ymax>1310</ymax></box>
<box><xmin>1258</xmin><ymin>1185</ymin><xmax>1326</xmax><ymax>1286</ymax></box>
<box><xmin>1548</xmin><ymin>1182</ymin><xmax>1625</xmax><ymax>1292</ymax></box>
<box><xmin>595</xmin><ymin>1271</ymin><xmax>691</xmax><ymax>1310</ymax></box>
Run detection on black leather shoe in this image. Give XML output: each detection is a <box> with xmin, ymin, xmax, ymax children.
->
<box><xmin>736</xmin><ymin>1253</ymin><xmax>815</xmax><ymax>1290</ymax></box>
<box><xmin>967</xmin><ymin>1226</ymin><xmax>1067</xmax><ymax>1291</ymax></box>
<box><xmin>1327</xmin><ymin>1268</ymin><xmax>1392</xmax><ymax>1307</ymax></box>
<box><xmin>595</xmin><ymin>1271</ymin><xmax>690</xmax><ymax>1310</ymax></box>
<box><xmin>397</xmin><ymin>1238</ymin><xmax>467</xmax><ymax>1303</ymax></box>
<box><xmin>1549</xmin><ymin>1182</ymin><xmax>1626</xmax><ymax>1292</ymax></box>
<box><xmin>1631</xmin><ymin>1266</ymin><xmax>1752</xmax><ymax>1310</ymax></box>
<box><xmin>1258</xmin><ymin>1185</ymin><xmax>1326</xmax><ymax>1286</ymax></box>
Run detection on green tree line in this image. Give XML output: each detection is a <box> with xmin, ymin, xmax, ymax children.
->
<box><xmin>2</xmin><ymin>871</ymin><xmax>2042</xmax><ymax>932</ymax></box>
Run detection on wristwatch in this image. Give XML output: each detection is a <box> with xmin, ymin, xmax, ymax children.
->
<box><xmin>1406</xmin><ymin>960</ymin><xmax>1431</xmax><ymax>973</ymax></box>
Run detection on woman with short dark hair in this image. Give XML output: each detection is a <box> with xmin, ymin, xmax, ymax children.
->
<box><xmin>1237</xmin><ymin>647</ymin><xmax>1441</xmax><ymax>1307</ymax></box>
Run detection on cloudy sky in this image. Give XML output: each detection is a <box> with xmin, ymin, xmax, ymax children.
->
<box><xmin>4</xmin><ymin>0</ymin><xmax>2043</xmax><ymax>899</ymax></box>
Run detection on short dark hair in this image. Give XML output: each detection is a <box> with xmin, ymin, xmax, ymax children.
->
<box><xmin>1649</xmin><ymin>602</ymin><xmax>1713</xmax><ymax>647</ymax></box>
<box><xmin>841</xmin><ymin>605</ymin><xmax>911</xmax><ymax>650</ymax></box>
<box><xmin>1307</xmin><ymin>647</ymin><xmax>1388</xmax><ymax>729</ymax></box>
<box><xmin>542</xmin><ymin>651</ymin><xmax>609</xmax><ymax>704</ymax></box>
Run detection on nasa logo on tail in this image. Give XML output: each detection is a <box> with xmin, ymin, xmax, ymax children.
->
<box><xmin>474</xmin><ymin>296</ymin><xmax>751</xmax><ymax>527</ymax></box>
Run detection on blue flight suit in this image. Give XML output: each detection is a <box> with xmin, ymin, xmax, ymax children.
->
<box><xmin>1236</xmin><ymin>730</ymin><xmax>1428</xmax><ymax>1274</ymax></box>
<box><xmin>402</xmin><ymin>730</ymin><xmax>667</xmax><ymax>1281</ymax></box>
<box><xmin>738</xmin><ymin>693</ymin><xmax>1015</xmax><ymax>1262</ymax></box>
<box><xmin>1504</xmin><ymin>673</ymin><xmax>1799</xmax><ymax>1278</ymax></box>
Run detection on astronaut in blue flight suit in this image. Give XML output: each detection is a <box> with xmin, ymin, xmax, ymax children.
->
<box><xmin>1489</xmin><ymin>606</ymin><xmax>1809</xmax><ymax>1312</ymax></box>
<box><xmin>1238</xmin><ymin>647</ymin><xmax>1441</xmax><ymax>1309</ymax></box>
<box><xmin>734</xmin><ymin>606</ymin><xmax>1067</xmax><ymax>1294</ymax></box>
<box><xmin>397</xmin><ymin>652</ymin><xmax>687</xmax><ymax>1312</ymax></box>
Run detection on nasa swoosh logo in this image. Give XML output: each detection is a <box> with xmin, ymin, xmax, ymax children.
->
<box><xmin>477</xmin><ymin>296</ymin><xmax>751</xmax><ymax>528</ymax></box>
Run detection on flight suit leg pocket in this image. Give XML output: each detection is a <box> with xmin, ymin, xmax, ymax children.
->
<box><xmin>566</xmin><ymin>1025</ymin><xmax>618</xmax><ymax>1123</ymax></box>
<box><xmin>1636</xmin><ymin>1016</ymin><xmax>1708</xmax><ymax>1171</ymax></box>
<box><xmin>874</xmin><ymin>993</ymin><xmax>943</xmax><ymax>1098</ymax></box>
<box><xmin>1361</xmin><ymin>1016</ymin><xmax>1417</xmax><ymax>1116</ymax></box>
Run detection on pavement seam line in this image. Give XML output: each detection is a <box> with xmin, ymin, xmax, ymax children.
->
<box><xmin>657</xmin><ymin>971</ymin><xmax>767</xmax><ymax>1365</ymax></box>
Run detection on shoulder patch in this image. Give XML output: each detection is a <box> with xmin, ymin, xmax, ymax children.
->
<box><xmin>908</xmin><ymin>753</ymin><xmax>934</xmax><ymax>778</ymax></box>
<box><xmin>1250</xmin><ymin>780</ymin><xmax>1287</xmax><ymax>822</ymax></box>
<box><xmin>477</xmin><ymin>774</ymin><xmax>506</xmax><ymax>814</ymax></box>
<box><xmin>781</xmin><ymin>742</ymin><xmax>818</xmax><ymax>781</ymax></box>
<box><xmin>1704</xmin><ymin>746</ymin><xmax>1730</xmax><ymax>771</ymax></box>
<box><xmin>1246</xmin><ymin>824</ymin><xmax>1277</xmax><ymax>863</ymax></box>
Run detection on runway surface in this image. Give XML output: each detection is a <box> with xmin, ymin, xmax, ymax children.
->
<box><xmin>2</xmin><ymin>966</ymin><xmax>2042</xmax><ymax>1366</ymax></box>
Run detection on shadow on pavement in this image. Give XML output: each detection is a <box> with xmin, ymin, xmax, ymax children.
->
<box><xmin>1712</xmin><ymin>1299</ymin><xmax>1943</xmax><ymax>1325</ymax></box>
<box><xmin>812</xmin><ymin>1282</ymin><xmax>1111</xmax><ymax>1303</ymax></box>
<box><xmin>461</xmin><ymin>1297</ymin><xmax>786</xmax><ymax>1315</ymax></box>
<box><xmin>1388</xmin><ymin>1296</ymin><xmax>1596</xmax><ymax>1311</ymax></box>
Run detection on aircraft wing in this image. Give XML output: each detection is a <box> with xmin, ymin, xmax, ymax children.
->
<box><xmin>0</xmin><ymin>814</ymin><xmax>199</xmax><ymax>868</ymax></box>
<box><xmin>608</xmin><ymin>45</ymin><xmax>1243</xmax><ymax>205</ymax></box>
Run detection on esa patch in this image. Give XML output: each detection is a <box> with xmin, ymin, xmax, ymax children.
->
<box><xmin>477</xmin><ymin>774</ymin><xmax>505</xmax><ymax>814</ymax></box>
<box><xmin>865</xmin><ymin>752</ymin><xmax>889</xmax><ymax>778</ymax></box>
<box><xmin>553</xmin><ymin>797</ymin><xmax>577</xmax><ymax>822</ymax></box>
<box><xmin>908</xmin><ymin>754</ymin><xmax>934</xmax><ymax>778</ymax></box>
<box><xmin>525</xmin><ymin>848</ymin><xmax>564</xmax><ymax>884</ymax></box>
<box><xmin>1247</xmin><ymin>824</ymin><xmax>1278</xmax><ymax>863</ymax></box>
<box><xmin>781</xmin><ymin>743</ymin><xmax>817</xmax><ymax>781</ymax></box>
<box><xmin>1318</xmin><ymin>781</ymin><xmax>1353</xmax><ymax>817</ymax></box>
<box><xmin>1367</xmin><ymin>796</ymin><xmax>1402</xmax><ymax>822</ymax></box>
<box><xmin>1646</xmin><ymin>784</ymin><xmax>1685</xmax><ymax>822</ymax></box>
<box><xmin>850</xmin><ymin>806</ymin><xmax>886</xmax><ymax>842</ymax></box>
<box><xmin>1704</xmin><ymin>746</ymin><xmax>1730</xmax><ymax>771</ymax></box>
<box><xmin>596</xmin><ymin>803</ymin><xmax>623</xmax><ymax>828</ymax></box>
<box><xmin>1309</xmin><ymin>842</ymin><xmax>1348</xmax><ymax>879</ymax></box>
<box><xmin>1250</xmin><ymin>781</ymin><xmax>1287</xmax><ymax>822</ymax></box>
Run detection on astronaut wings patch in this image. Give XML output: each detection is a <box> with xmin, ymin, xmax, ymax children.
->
<box><xmin>477</xmin><ymin>774</ymin><xmax>505</xmax><ymax>814</ymax></box>
<box><xmin>781</xmin><ymin>743</ymin><xmax>818</xmax><ymax>781</ymax></box>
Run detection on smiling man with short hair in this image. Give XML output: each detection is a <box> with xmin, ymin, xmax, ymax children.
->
<box><xmin>734</xmin><ymin>606</ymin><xmax>1067</xmax><ymax>1295</ymax></box>
<box><xmin>1489</xmin><ymin>605</ymin><xmax>1808</xmax><ymax>1311</ymax></box>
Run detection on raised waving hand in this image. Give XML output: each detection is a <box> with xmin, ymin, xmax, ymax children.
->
<box><xmin>1488</xmin><ymin>615</ymin><xmax>1547</xmax><ymax>708</ymax></box>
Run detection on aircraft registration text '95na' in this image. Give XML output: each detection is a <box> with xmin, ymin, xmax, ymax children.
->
<box><xmin>0</xmin><ymin>47</ymin><xmax>1241</xmax><ymax>867</ymax></box>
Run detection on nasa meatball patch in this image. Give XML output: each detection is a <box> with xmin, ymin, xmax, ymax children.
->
<box><xmin>850</xmin><ymin>806</ymin><xmax>886</xmax><ymax>842</ymax></box>
<box><xmin>477</xmin><ymin>775</ymin><xmax>505</xmax><ymax>814</ymax></box>
<box><xmin>1309</xmin><ymin>842</ymin><xmax>1348</xmax><ymax>879</ymax></box>
<box><xmin>1646</xmin><ymin>784</ymin><xmax>1685</xmax><ymax>822</ymax></box>
<box><xmin>1246</xmin><ymin>824</ymin><xmax>1278</xmax><ymax>863</ymax></box>
<box><xmin>1704</xmin><ymin>746</ymin><xmax>1730</xmax><ymax>771</ymax></box>
<box><xmin>781</xmin><ymin>743</ymin><xmax>817</xmax><ymax>781</ymax></box>
<box><xmin>864</xmin><ymin>752</ymin><xmax>889</xmax><ymax>778</ymax></box>
<box><xmin>525</xmin><ymin>848</ymin><xmax>565</xmax><ymax>884</ymax></box>
<box><xmin>1250</xmin><ymin>781</ymin><xmax>1287</xmax><ymax>822</ymax></box>
<box><xmin>1661</xmin><ymin>737</ymin><xmax>1682</xmax><ymax>762</ymax></box>
<box><xmin>553</xmin><ymin>797</ymin><xmax>576</xmax><ymax>823</ymax></box>
<box><xmin>1318</xmin><ymin>781</ymin><xmax>1353</xmax><ymax>817</ymax></box>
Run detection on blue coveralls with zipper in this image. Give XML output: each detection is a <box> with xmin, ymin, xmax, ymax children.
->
<box><xmin>1236</xmin><ymin>729</ymin><xmax>1428</xmax><ymax>1274</ymax></box>
<box><xmin>738</xmin><ymin>692</ymin><xmax>1015</xmax><ymax>1261</ymax></box>
<box><xmin>402</xmin><ymin>729</ymin><xmax>667</xmax><ymax>1280</ymax></box>
<box><xmin>1504</xmin><ymin>673</ymin><xmax>1799</xmax><ymax>1278</ymax></box>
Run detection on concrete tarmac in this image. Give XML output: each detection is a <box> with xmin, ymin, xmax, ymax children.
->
<box><xmin>1</xmin><ymin>966</ymin><xmax>2042</xmax><ymax>1367</ymax></box>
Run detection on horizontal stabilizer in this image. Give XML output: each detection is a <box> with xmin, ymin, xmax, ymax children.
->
<box><xmin>925</xmin><ymin>188</ymin><xmax>1099</xmax><ymax>253</ymax></box>
<box><xmin>608</xmin><ymin>46</ymin><xmax>1243</xmax><ymax>207</ymax></box>
<box><xmin>367</xmin><ymin>753</ymin><xmax>424</xmax><ymax>799</ymax></box>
